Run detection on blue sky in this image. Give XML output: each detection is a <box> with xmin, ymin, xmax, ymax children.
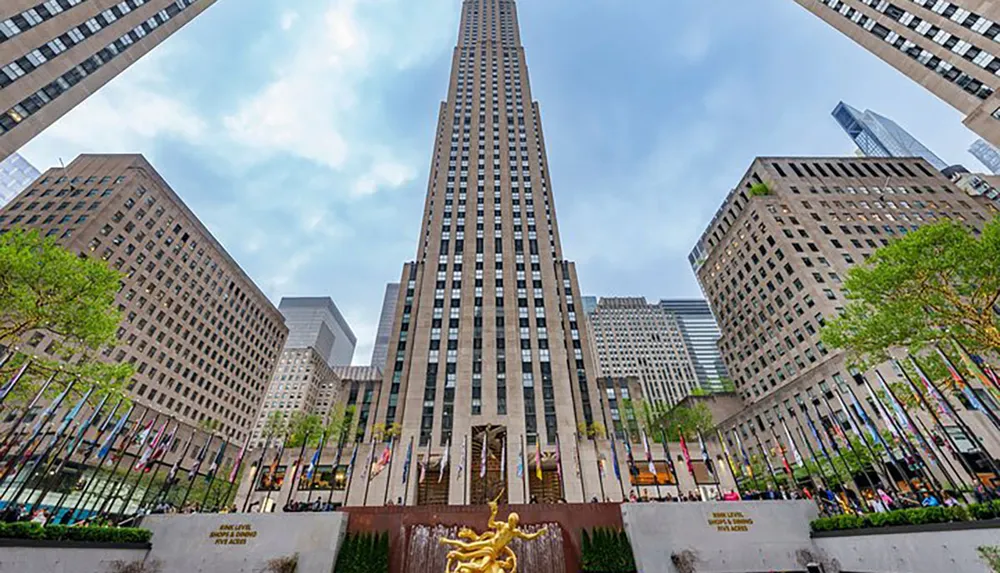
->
<box><xmin>19</xmin><ymin>0</ymin><xmax>987</xmax><ymax>364</ymax></box>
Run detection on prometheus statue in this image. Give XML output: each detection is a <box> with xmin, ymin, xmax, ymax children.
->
<box><xmin>439</xmin><ymin>493</ymin><xmax>548</xmax><ymax>573</ymax></box>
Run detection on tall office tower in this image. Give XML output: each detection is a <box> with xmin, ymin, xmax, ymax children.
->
<box><xmin>589</xmin><ymin>297</ymin><xmax>700</xmax><ymax>406</ymax></box>
<box><xmin>970</xmin><ymin>138</ymin><xmax>1000</xmax><ymax>174</ymax></box>
<box><xmin>251</xmin><ymin>347</ymin><xmax>340</xmax><ymax>446</ymax></box>
<box><xmin>689</xmin><ymin>156</ymin><xmax>992</xmax><ymax>443</ymax></box>
<box><xmin>0</xmin><ymin>154</ymin><xmax>287</xmax><ymax>445</ymax></box>
<box><xmin>0</xmin><ymin>151</ymin><xmax>39</xmax><ymax>206</ymax></box>
<box><xmin>372</xmin><ymin>0</ymin><xmax>601</xmax><ymax>505</ymax></box>
<box><xmin>659</xmin><ymin>299</ymin><xmax>730</xmax><ymax>394</ymax></box>
<box><xmin>331</xmin><ymin>365</ymin><xmax>382</xmax><ymax>442</ymax></box>
<box><xmin>279</xmin><ymin>297</ymin><xmax>356</xmax><ymax>367</ymax></box>
<box><xmin>792</xmin><ymin>1</ymin><xmax>1000</xmax><ymax>149</ymax></box>
<box><xmin>0</xmin><ymin>0</ymin><xmax>216</xmax><ymax>161</ymax></box>
<box><xmin>370</xmin><ymin>283</ymin><xmax>400</xmax><ymax>370</ymax></box>
<box><xmin>832</xmin><ymin>102</ymin><xmax>948</xmax><ymax>170</ymax></box>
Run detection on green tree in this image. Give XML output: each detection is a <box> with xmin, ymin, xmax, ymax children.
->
<box><xmin>284</xmin><ymin>412</ymin><xmax>323</xmax><ymax>448</ymax></box>
<box><xmin>0</xmin><ymin>229</ymin><xmax>133</xmax><ymax>400</ymax></box>
<box><xmin>323</xmin><ymin>404</ymin><xmax>356</xmax><ymax>447</ymax></box>
<box><xmin>263</xmin><ymin>411</ymin><xmax>287</xmax><ymax>440</ymax></box>
<box><xmin>821</xmin><ymin>218</ymin><xmax>1000</xmax><ymax>367</ymax></box>
<box><xmin>635</xmin><ymin>400</ymin><xmax>713</xmax><ymax>441</ymax></box>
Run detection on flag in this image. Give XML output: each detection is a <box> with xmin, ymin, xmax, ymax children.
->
<box><xmin>864</xmin><ymin>378</ymin><xmax>902</xmax><ymax>438</ymax></box>
<box><xmin>206</xmin><ymin>439</ymin><xmax>227</xmax><ymax>481</ymax></box>
<box><xmin>678</xmin><ymin>432</ymin><xmax>695</xmax><ymax>477</ymax></box>
<box><xmin>623</xmin><ymin>437</ymin><xmax>637</xmax><ymax>476</ymax></box>
<box><xmin>555</xmin><ymin>436</ymin><xmax>564</xmax><ymax>481</ymax></box>
<box><xmin>733</xmin><ymin>430</ymin><xmax>754</xmax><ymax>479</ymax></box>
<box><xmin>457</xmin><ymin>435</ymin><xmax>467</xmax><ymax>479</ymax></box>
<box><xmin>534</xmin><ymin>440</ymin><xmax>542</xmax><ymax>480</ymax></box>
<box><xmin>346</xmin><ymin>441</ymin><xmax>359</xmax><ymax>479</ymax></box>
<box><xmin>167</xmin><ymin>431</ymin><xmax>195</xmax><ymax>483</ymax></box>
<box><xmin>67</xmin><ymin>393</ymin><xmax>109</xmax><ymax>457</ymax></box>
<box><xmin>770</xmin><ymin>426</ymin><xmax>794</xmax><ymax>480</ymax></box>
<box><xmin>228</xmin><ymin>434</ymin><xmax>251</xmax><ymax>483</ymax></box>
<box><xmin>306</xmin><ymin>434</ymin><xmax>324</xmax><ymax>482</ymax></box>
<box><xmin>371</xmin><ymin>437</ymin><xmax>393</xmax><ymax>478</ymax></box>
<box><xmin>439</xmin><ymin>438</ymin><xmax>450</xmax><ymax>483</ymax></box>
<box><xmin>402</xmin><ymin>438</ymin><xmax>413</xmax><ymax>484</ymax></box>
<box><xmin>697</xmin><ymin>431</ymin><xmax>714</xmax><ymax>476</ymax></box>
<box><xmin>717</xmin><ymin>429</ymin><xmax>739</xmax><ymax>479</ymax></box>
<box><xmin>135</xmin><ymin>419</ymin><xmax>168</xmax><ymax>471</ymax></box>
<box><xmin>500</xmin><ymin>436</ymin><xmax>506</xmax><ymax>476</ymax></box>
<box><xmin>418</xmin><ymin>458</ymin><xmax>426</xmax><ymax>484</ymax></box>
<box><xmin>479</xmin><ymin>432</ymin><xmax>488</xmax><ymax>479</ymax></box>
<box><xmin>0</xmin><ymin>360</ymin><xmax>30</xmax><ymax>405</ymax></box>
<box><xmin>937</xmin><ymin>345</ymin><xmax>985</xmax><ymax>410</ymax></box>
<box><xmin>641</xmin><ymin>430</ymin><xmax>656</xmax><ymax>477</ymax></box>
<box><xmin>516</xmin><ymin>440</ymin><xmax>524</xmax><ymax>478</ymax></box>
<box><xmin>188</xmin><ymin>434</ymin><xmax>213</xmax><ymax>481</ymax></box>
<box><xmin>32</xmin><ymin>381</ymin><xmax>75</xmax><ymax>437</ymax></box>
<box><xmin>805</xmin><ymin>413</ymin><xmax>828</xmax><ymax>455</ymax></box>
<box><xmin>609</xmin><ymin>431</ymin><xmax>622</xmax><ymax>482</ymax></box>
<box><xmin>98</xmin><ymin>405</ymin><xmax>134</xmax><ymax>460</ymax></box>
<box><xmin>781</xmin><ymin>419</ymin><xmax>803</xmax><ymax>467</ymax></box>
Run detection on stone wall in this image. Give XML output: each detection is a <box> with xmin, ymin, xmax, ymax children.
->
<box><xmin>0</xmin><ymin>540</ymin><xmax>149</xmax><ymax>573</ymax></box>
<box><xmin>621</xmin><ymin>501</ymin><xmax>820</xmax><ymax>573</ymax></box>
<box><xmin>813</xmin><ymin>521</ymin><xmax>1000</xmax><ymax>573</ymax></box>
<box><xmin>142</xmin><ymin>512</ymin><xmax>348</xmax><ymax>573</ymax></box>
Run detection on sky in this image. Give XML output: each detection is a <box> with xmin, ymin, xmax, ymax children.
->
<box><xmin>18</xmin><ymin>0</ymin><xmax>989</xmax><ymax>365</ymax></box>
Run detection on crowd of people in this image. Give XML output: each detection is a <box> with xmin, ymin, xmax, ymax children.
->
<box><xmin>1</xmin><ymin>504</ymin><xmax>53</xmax><ymax>525</ymax></box>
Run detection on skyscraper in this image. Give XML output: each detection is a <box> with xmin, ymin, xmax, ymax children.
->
<box><xmin>589</xmin><ymin>297</ymin><xmax>700</xmax><ymax>406</ymax></box>
<box><xmin>278</xmin><ymin>297</ymin><xmax>356</xmax><ymax>367</ymax></box>
<box><xmin>370</xmin><ymin>283</ymin><xmax>400</xmax><ymax>370</ymax></box>
<box><xmin>580</xmin><ymin>295</ymin><xmax>598</xmax><ymax>316</ymax></box>
<box><xmin>970</xmin><ymin>138</ymin><xmax>1000</xmax><ymax>174</ymax></box>
<box><xmin>659</xmin><ymin>299</ymin><xmax>730</xmax><ymax>394</ymax></box>
<box><xmin>832</xmin><ymin>102</ymin><xmax>947</xmax><ymax>170</ymax></box>
<box><xmin>371</xmin><ymin>0</ymin><xmax>601</xmax><ymax>505</ymax></box>
<box><xmin>0</xmin><ymin>154</ymin><xmax>287</xmax><ymax>445</ymax></box>
<box><xmin>793</xmin><ymin>1</ymin><xmax>1000</xmax><ymax>149</ymax></box>
<box><xmin>0</xmin><ymin>0</ymin><xmax>216</xmax><ymax>161</ymax></box>
<box><xmin>0</xmin><ymin>151</ymin><xmax>39</xmax><ymax>206</ymax></box>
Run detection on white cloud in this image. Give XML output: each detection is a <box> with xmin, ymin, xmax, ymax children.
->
<box><xmin>20</xmin><ymin>47</ymin><xmax>205</xmax><ymax>168</ymax></box>
<box><xmin>280</xmin><ymin>11</ymin><xmax>299</xmax><ymax>31</ymax></box>
<box><xmin>351</xmin><ymin>158</ymin><xmax>416</xmax><ymax>198</ymax></box>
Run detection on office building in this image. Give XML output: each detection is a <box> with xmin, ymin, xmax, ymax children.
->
<box><xmin>370</xmin><ymin>0</ymin><xmax>602</xmax><ymax>505</ymax></box>
<box><xmin>251</xmin><ymin>346</ymin><xmax>340</xmax><ymax>446</ymax></box>
<box><xmin>689</xmin><ymin>155</ymin><xmax>993</xmax><ymax>456</ymax></box>
<box><xmin>0</xmin><ymin>0</ymin><xmax>217</xmax><ymax>161</ymax></box>
<box><xmin>590</xmin><ymin>297</ymin><xmax>700</xmax><ymax>406</ymax></box>
<box><xmin>832</xmin><ymin>102</ymin><xmax>948</xmax><ymax>170</ymax></box>
<box><xmin>0</xmin><ymin>151</ymin><xmax>39</xmax><ymax>206</ymax></box>
<box><xmin>659</xmin><ymin>299</ymin><xmax>730</xmax><ymax>394</ymax></box>
<box><xmin>370</xmin><ymin>283</ymin><xmax>400</xmax><ymax>370</ymax></box>
<box><xmin>279</xmin><ymin>297</ymin><xmax>356</xmax><ymax>368</ymax></box>
<box><xmin>580</xmin><ymin>295</ymin><xmax>598</xmax><ymax>316</ymax></box>
<box><xmin>0</xmin><ymin>154</ymin><xmax>288</xmax><ymax>445</ymax></box>
<box><xmin>970</xmin><ymin>138</ymin><xmax>1000</xmax><ymax>174</ymax></box>
<box><xmin>793</xmin><ymin>1</ymin><xmax>1000</xmax><ymax>149</ymax></box>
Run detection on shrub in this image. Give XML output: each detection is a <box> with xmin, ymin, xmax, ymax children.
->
<box><xmin>811</xmin><ymin>501</ymin><xmax>1000</xmax><ymax>532</ymax></box>
<box><xmin>334</xmin><ymin>531</ymin><xmax>389</xmax><ymax>573</ymax></box>
<box><xmin>580</xmin><ymin>527</ymin><xmax>636</xmax><ymax>573</ymax></box>
<box><xmin>0</xmin><ymin>522</ymin><xmax>152</xmax><ymax>544</ymax></box>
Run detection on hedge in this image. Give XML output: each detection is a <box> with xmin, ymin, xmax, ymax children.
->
<box><xmin>334</xmin><ymin>531</ymin><xmax>389</xmax><ymax>573</ymax></box>
<box><xmin>581</xmin><ymin>527</ymin><xmax>636</xmax><ymax>573</ymax></box>
<box><xmin>0</xmin><ymin>522</ymin><xmax>152</xmax><ymax>544</ymax></box>
<box><xmin>811</xmin><ymin>500</ymin><xmax>1000</xmax><ymax>532</ymax></box>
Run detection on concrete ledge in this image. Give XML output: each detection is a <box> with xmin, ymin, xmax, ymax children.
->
<box><xmin>811</xmin><ymin>518</ymin><xmax>1000</xmax><ymax>538</ymax></box>
<box><xmin>0</xmin><ymin>537</ymin><xmax>152</xmax><ymax>550</ymax></box>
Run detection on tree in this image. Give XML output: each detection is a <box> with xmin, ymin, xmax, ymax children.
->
<box><xmin>263</xmin><ymin>411</ymin><xmax>287</xmax><ymax>439</ymax></box>
<box><xmin>821</xmin><ymin>218</ymin><xmax>1000</xmax><ymax>367</ymax></box>
<box><xmin>284</xmin><ymin>412</ymin><xmax>323</xmax><ymax>448</ymax></box>
<box><xmin>323</xmin><ymin>404</ymin><xmax>356</xmax><ymax>447</ymax></box>
<box><xmin>371</xmin><ymin>422</ymin><xmax>401</xmax><ymax>442</ymax></box>
<box><xmin>635</xmin><ymin>399</ymin><xmax>714</xmax><ymax>441</ymax></box>
<box><xmin>0</xmin><ymin>229</ymin><xmax>132</xmax><ymax>401</ymax></box>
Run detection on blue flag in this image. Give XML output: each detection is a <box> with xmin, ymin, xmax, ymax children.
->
<box><xmin>401</xmin><ymin>439</ymin><xmax>413</xmax><ymax>484</ymax></box>
<box><xmin>98</xmin><ymin>405</ymin><xmax>133</xmax><ymax>459</ymax></box>
<box><xmin>610</xmin><ymin>432</ymin><xmax>622</xmax><ymax>481</ymax></box>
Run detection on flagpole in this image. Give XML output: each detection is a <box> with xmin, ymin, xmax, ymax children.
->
<box><xmin>790</xmin><ymin>414</ymin><xmax>832</xmax><ymax>491</ymax></box>
<box><xmin>520</xmin><ymin>435</ymin><xmax>528</xmax><ymax>502</ymax></box>
<box><xmin>610</xmin><ymin>431</ymin><xmax>625</xmax><ymax>500</ymax></box>
<box><xmin>910</xmin><ymin>356</ymin><xmax>1000</xmax><ymax>480</ymax></box>
<box><xmin>221</xmin><ymin>433</ymin><xmax>251</xmax><ymax>512</ymax></box>
<box><xmin>403</xmin><ymin>436</ymin><xmax>414</xmax><ymax>506</ymax></box>
<box><xmin>287</xmin><ymin>431</ymin><xmax>311</xmax><ymax>506</ymax></box>
<box><xmin>107</xmin><ymin>413</ymin><xmax>162</xmax><ymax>517</ymax></box>
<box><xmin>836</xmin><ymin>386</ymin><xmax>901</xmax><ymax>495</ymax></box>
<box><xmin>818</xmin><ymin>391</ymin><xmax>878</xmax><ymax>494</ymax></box>
<box><xmin>362</xmin><ymin>437</ymin><xmax>375</xmax><ymax>506</ymax></box>
<box><xmin>937</xmin><ymin>344</ymin><xmax>1000</xmax><ymax>434</ymax></box>
<box><xmin>750</xmin><ymin>430</ymin><xmax>779</xmax><ymax>492</ymax></box>
<box><xmin>333</xmin><ymin>441</ymin><xmax>351</xmax><ymax>506</ymax></box>
<box><xmin>243</xmin><ymin>435</ymin><xmax>270</xmax><ymax>512</ymax></box>
<box><xmin>804</xmin><ymin>406</ymin><xmax>857</xmax><ymax>493</ymax></box>
<box><xmin>203</xmin><ymin>433</ymin><xmax>229</xmax><ymax>509</ymax></box>
<box><xmin>0</xmin><ymin>359</ymin><xmax>31</xmax><ymax>412</ymax></box>
<box><xmin>555</xmin><ymin>433</ymin><xmax>566</xmax><ymax>501</ymax></box>
<box><xmin>0</xmin><ymin>372</ymin><xmax>56</xmax><ymax>455</ymax></box>
<box><xmin>592</xmin><ymin>437</ymin><xmax>606</xmax><ymax>501</ymax></box>
<box><xmin>180</xmin><ymin>433</ymin><xmax>214</xmax><ymax>510</ymax></box>
<box><xmin>659</xmin><ymin>429</ymin><xmax>679</xmax><ymax>498</ymax></box>
<box><xmin>462</xmin><ymin>434</ymin><xmax>469</xmax><ymax>506</ymax></box>
<box><xmin>67</xmin><ymin>404</ymin><xmax>135</xmax><ymax>523</ymax></box>
<box><xmin>51</xmin><ymin>397</ymin><xmax>119</xmax><ymax>522</ymax></box>
<box><xmin>417</xmin><ymin>434</ymin><xmax>431</xmax><ymax>505</ymax></box>
<box><xmin>573</xmin><ymin>432</ymin><xmax>585</xmax><ymax>502</ymax></box>
<box><xmin>116</xmin><ymin>418</ymin><xmax>170</xmax><ymax>516</ymax></box>
<box><xmin>893</xmin><ymin>363</ymin><xmax>983</xmax><ymax>484</ymax></box>
<box><xmin>381</xmin><ymin>435</ymin><xmax>397</xmax><ymax>505</ymax></box>
<box><xmin>94</xmin><ymin>409</ymin><xmax>152</xmax><ymax>519</ymax></box>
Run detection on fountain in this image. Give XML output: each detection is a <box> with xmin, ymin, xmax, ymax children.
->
<box><xmin>405</xmin><ymin>522</ymin><xmax>565</xmax><ymax>573</ymax></box>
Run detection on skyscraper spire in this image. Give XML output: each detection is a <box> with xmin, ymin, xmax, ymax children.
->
<box><xmin>375</xmin><ymin>0</ymin><xmax>600</xmax><ymax>505</ymax></box>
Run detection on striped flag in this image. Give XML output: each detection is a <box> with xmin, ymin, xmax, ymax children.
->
<box><xmin>306</xmin><ymin>436</ymin><xmax>323</xmax><ymax>483</ymax></box>
<box><xmin>98</xmin><ymin>405</ymin><xmax>134</xmax><ymax>460</ymax></box>
<box><xmin>228</xmin><ymin>434</ymin><xmax>251</xmax><ymax>483</ymax></box>
<box><xmin>188</xmin><ymin>434</ymin><xmax>213</xmax><ymax>481</ymax></box>
<box><xmin>438</xmin><ymin>438</ymin><xmax>450</xmax><ymax>483</ymax></box>
<box><xmin>717</xmin><ymin>429</ymin><xmax>739</xmax><ymax>480</ymax></box>
<box><xmin>698</xmin><ymin>431</ymin><xmax>714</xmax><ymax>476</ymax></box>
<box><xmin>135</xmin><ymin>419</ymin><xmax>168</xmax><ymax>471</ymax></box>
<box><xmin>456</xmin><ymin>435</ymin><xmax>467</xmax><ymax>479</ymax></box>
<box><xmin>937</xmin><ymin>345</ymin><xmax>985</xmax><ymax>410</ymax></box>
<box><xmin>781</xmin><ymin>419</ymin><xmax>803</xmax><ymax>467</ymax></box>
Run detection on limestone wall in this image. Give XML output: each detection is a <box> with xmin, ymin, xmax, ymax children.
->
<box><xmin>0</xmin><ymin>540</ymin><xmax>149</xmax><ymax>573</ymax></box>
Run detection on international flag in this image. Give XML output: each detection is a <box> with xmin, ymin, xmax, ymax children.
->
<box><xmin>266</xmin><ymin>441</ymin><xmax>285</xmax><ymax>486</ymax></box>
<box><xmin>167</xmin><ymin>431</ymin><xmax>194</xmax><ymax>483</ymax></box>
<box><xmin>346</xmin><ymin>442</ymin><xmax>360</xmax><ymax>479</ymax></box>
<box><xmin>206</xmin><ymin>439</ymin><xmax>227</xmax><ymax>481</ymax></box>
<box><xmin>678</xmin><ymin>432</ymin><xmax>695</xmax><ymax>478</ymax></box>
<box><xmin>641</xmin><ymin>430</ymin><xmax>656</xmax><ymax>477</ymax></box>
<box><xmin>733</xmin><ymin>430</ymin><xmax>753</xmax><ymax>478</ymax></box>
<box><xmin>306</xmin><ymin>434</ymin><xmax>324</xmax><ymax>482</ymax></box>
<box><xmin>555</xmin><ymin>436</ymin><xmax>563</xmax><ymax>481</ymax></box>
<box><xmin>67</xmin><ymin>392</ymin><xmax>109</xmax><ymax>457</ymax></box>
<box><xmin>781</xmin><ymin>419</ymin><xmax>803</xmax><ymax>467</ymax></box>
<box><xmin>361</xmin><ymin>438</ymin><xmax>375</xmax><ymax>480</ymax></box>
<box><xmin>864</xmin><ymin>378</ymin><xmax>902</xmax><ymax>439</ymax></box>
<box><xmin>805</xmin><ymin>414</ymin><xmax>828</xmax><ymax>455</ymax></box>
<box><xmin>188</xmin><ymin>434</ymin><xmax>213</xmax><ymax>481</ymax></box>
<box><xmin>697</xmin><ymin>431</ymin><xmax>714</xmax><ymax>476</ymax></box>
<box><xmin>32</xmin><ymin>381</ymin><xmax>75</xmax><ymax>438</ymax></box>
<box><xmin>228</xmin><ymin>434</ymin><xmax>251</xmax><ymax>483</ymax></box>
<box><xmin>499</xmin><ymin>436</ymin><xmax>506</xmax><ymax>477</ymax></box>
<box><xmin>418</xmin><ymin>458</ymin><xmax>426</xmax><ymax>484</ymax></box>
<box><xmin>717</xmin><ymin>429</ymin><xmax>739</xmax><ymax>479</ymax></box>
<box><xmin>371</xmin><ymin>436</ymin><xmax>393</xmax><ymax>478</ymax></box>
<box><xmin>479</xmin><ymin>432</ymin><xmax>488</xmax><ymax>479</ymax></box>
<box><xmin>623</xmin><ymin>437</ymin><xmax>637</xmax><ymax>476</ymax></box>
<box><xmin>135</xmin><ymin>419</ymin><xmax>168</xmax><ymax>471</ymax></box>
<box><xmin>439</xmin><ymin>438</ymin><xmax>450</xmax><ymax>483</ymax></box>
<box><xmin>457</xmin><ymin>435</ymin><xmax>467</xmax><ymax>478</ymax></box>
<box><xmin>770</xmin><ymin>426</ymin><xmax>794</xmax><ymax>480</ymax></box>
<box><xmin>609</xmin><ymin>432</ymin><xmax>622</xmax><ymax>482</ymax></box>
<box><xmin>401</xmin><ymin>438</ymin><xmax>413</xmax><ymax>484</ymax></box>
<box><xmin>534</xmin><ymin>440</ymin><xmax>542</xmax><ymax>480</ymax></box>
<box><xmin>98</xmin><ymin>405</ymin><xmax>134</xmax><ymax>460</ymax></box>
<box><xmin>148</xmin><ymin>424</ymin><xmax>177</xmax><ymax>472</ymax></box>
<box><xmin>937</xmin><ymin>345</ymin><xmax>984</xmax><ymax>410</ymax></box>
<box><xmin>516</xmin><ymin>440</ymin><xmax>524</xmax><ymax>479</ymax></box>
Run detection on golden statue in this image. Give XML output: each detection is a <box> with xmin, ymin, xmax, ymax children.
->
<box><xmin>439</xmin><ymin>493</ymin><xmax>548</xmax><ymax>573</ymax></box>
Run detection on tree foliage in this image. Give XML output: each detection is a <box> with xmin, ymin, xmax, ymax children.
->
<box><xmin>0</xmin><ymin>229</ymin><xmax>132</xmax><ymax>401</ymax></box>
<box><xmin>634</xmin><ymin>400</ymin><xmax>714</xmax><ymax>441</ymax></box>
<box><xmin>284</xmin><ymin>412</ymin><xmax>323</xmax><ymax>448</ymax></box>
<box><xmin>822</xmin><ymin>219</ymin><xmax>1000</xmax><ymax>367</ymax></box>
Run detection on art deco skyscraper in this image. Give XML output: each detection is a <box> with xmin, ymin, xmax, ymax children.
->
<box><xmin>792</xmin><ymin>1</ymin><xmax>1000</xmax><ymax>148</ymax></box>
<box><xmin>372</xmin><ymin>0</ymin><xmax>600</xmax><ymax>505</ymax></box>
<box><xmin>0</xmin><ymin>0</ymin><xmax>216</xmax><ymax>161</ymax></box>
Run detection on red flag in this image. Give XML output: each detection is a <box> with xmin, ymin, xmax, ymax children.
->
<box><xmin>678</xmin><ymin>432</ymin><xmax>695</xmax><ymax>478</ymax></box>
